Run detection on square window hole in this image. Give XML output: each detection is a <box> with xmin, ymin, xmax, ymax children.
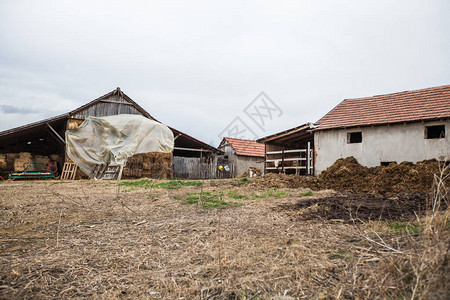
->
<box><xmin>426</xmin><ymin>125</ymin><xmax>445</xmax><ymax>139</ymax></box>
<box><xmin>347</xmin><ymin>132</ymin><xmax>362</xmax><ymax>143</ymax></box>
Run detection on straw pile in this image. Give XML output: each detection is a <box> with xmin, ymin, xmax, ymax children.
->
<box><xmin>0</xmin><ymin>154</ymin><xmax>18</xmax><ymax>177</ymax></box>
<box><xmin>123</xmin><ymin>152</ymin><xmax>172</xmax><ymax>179</ymax></box>
<box><xmin>2</xmin><ymin>152</ymin><xmax>63</xmax><ymax>172</ymax></box>
<box><xmin>67</xmin><ymin>119</ymin><xmax>84</xmax><ymax>130</ymax></box>
<box><xmin>0</xmin><ymin>154</ymin><xmax>7</xmax><ymax>170</ymax></box>
<box><xmin>13</xmin><ymin>152</ymin><xmax>34</xmax><ymax>171</ymax></box>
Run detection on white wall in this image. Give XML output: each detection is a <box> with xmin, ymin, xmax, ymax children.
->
<box><xmin>314</xmin><ymin>120</ymin><xmax>450</xmax><ymax>175</ymax></box>
<box><xmin>236</xmin><ymin>155</ymin><xmax>264</xmax><ymax>177</ymax></box>
<box><xmin>218</xmin><ymin>141</ymin><xmax>264</xmax><ymax>177</ymax></box>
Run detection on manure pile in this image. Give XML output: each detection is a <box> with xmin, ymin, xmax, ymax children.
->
<box><xmin>252</xmin><ymin>157</ymin><xmax>448</xmax><ymax>195</ymax></box>
<box><xmin>318</xmin><ymin>157</ymin><xmax>445</xmax><ymax>194</ymax></box>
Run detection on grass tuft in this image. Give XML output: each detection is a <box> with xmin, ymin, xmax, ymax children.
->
<box><xmin>301</xmin><ymin>190</ymin><xmax>314</xmax><ymax>196</ymax></box>
<box><xmin>155</xmin><ymin>180</ymin><xmax>203</xmax><ymax>190</ymax></box>
<box><xmin>251</xmin><ymin>188</ymin><xmax>286</xmax><ymax>199</ymax></box>
<box><xmin>388</xmin><ymin>221</ymin><xmax>421</xmax><ymax>234</ymax></box>
<box><xmin>176</xmin><ymin>192</ymin><xmax>243</xmax><ymax>209</ymax></box>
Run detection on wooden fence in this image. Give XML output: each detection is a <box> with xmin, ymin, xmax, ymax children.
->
<box><xmin>264</xmin><ymin>142</ymin><xmax>313</xmax><ymax>175</ymax></box>
<box><xmin>173</xmin><ymin>156</ymin><xmax>216</xmax><ymax>179</ymax></box>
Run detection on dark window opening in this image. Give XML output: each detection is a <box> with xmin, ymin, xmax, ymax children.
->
<box><xmin>381</xmin><ymin>161</ymin><xmax>396</xmax><ymax>166</ymax></box>
<box><xmin>426</xmin><ymin>125</ymin><xmax>445</xmax><ymax>139</ymax></box>
<box><xmin>347</xmin><ymin>132</ymin><xmax>362</xmax><ymax>143</ymax></box>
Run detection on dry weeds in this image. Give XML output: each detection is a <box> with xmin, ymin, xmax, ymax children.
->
<box><xmin>0</xmin><ymin>176</ymin><xmax>448</xmax><ymax>299</ymax></box>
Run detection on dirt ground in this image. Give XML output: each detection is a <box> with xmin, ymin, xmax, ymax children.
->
<box><xmin>0</xmin><ymin>178</ymin><xmax>448</xmax><ymax>299</ymax></box>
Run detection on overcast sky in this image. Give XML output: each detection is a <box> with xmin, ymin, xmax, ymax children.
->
<box><xmin>1</xmin><ymin>0</ymin><xmax>449</xmax><ymax>146</ymax></box>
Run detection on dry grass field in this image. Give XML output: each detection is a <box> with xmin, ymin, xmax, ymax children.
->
<box><xmin>0</xmin><ymin>177</ymin><xmax>448</xmax><ymax>299</ymax></box>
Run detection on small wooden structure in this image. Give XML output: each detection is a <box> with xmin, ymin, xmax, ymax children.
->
<box><xmin>61</xmin><ymin>163</ymin><xmax>77</xmax><ymax>180</ymax></box>
<box><xmin>257</xmin><ymin>123</ymin><xmax>315</xmax><ymax>175</ymax></box>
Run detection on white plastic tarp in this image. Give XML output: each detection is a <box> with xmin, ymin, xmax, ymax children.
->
<box><xmin>66</xmin><ymin>114</ymin><xmax>174</xmax><ymax>177</ymax></box>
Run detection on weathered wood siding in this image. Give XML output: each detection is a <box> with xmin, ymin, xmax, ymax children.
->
<box><xmin>173</xmin><ymin>156</ymin><xmax>216</xmax><ymax>179</ymax></box>
<box><xmin>71</xmin><ymin>95</ymin><xmax>144</xmax><ymax>119</ymax></box>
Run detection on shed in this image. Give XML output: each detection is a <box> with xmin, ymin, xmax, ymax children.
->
<box><xmin>0</xmin><ymin>88</ymin><xmax>221</xmax><ymax>179</ymax></box>
<box><xmin>256</xmin><ymin>123</ymin><xmax>315</xmax><ymax>175</ymax></box>
<box><xmin>313</xmin><ymin>85</ymin><xmax>450</xmax><ymax>175</ymax></box>
<box><xmin>217</xmin><ymin>137</ymin><xmax>265</xmax><ymax>177</ymax></box>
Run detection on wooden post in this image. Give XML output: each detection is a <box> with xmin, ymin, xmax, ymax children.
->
<box><xmin>281</xmin><ymin>148</ymin><xmax>285</xmax><ymax>174</ymax></box>
<box><xmin>264</xmin><ymin>144</ymin><xmax>267</xmax><ymax>175</ymax></box>
<box><xmin>307</xmin><ymin>142</ymin><xmax>311</xmax><ymax>175</ymax></box>
<box><xmin>46</xmin><ymin>123</ymin><xmax>66</xmax><ymax>145</ymax></box>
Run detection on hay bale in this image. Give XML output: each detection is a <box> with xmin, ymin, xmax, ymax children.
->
<box><xmin>0</xmin><ymin>154</ymin><xmax>6</xmax><ymax>170</ymax></box>
<box><xmin>14</xmin><ymin>153</ymin><xmax>34</xmax><ymax>171</ymax></box>
<box><xmin>6</xmin><ymin>153</ymin><xmax>19</xmax><ymax>161</ymax></box>
<box><xmin>18</xmin><ymin>152</ymin><xmax>32</xmax><ymax>159</ymax></box>
<box><xmin>68</xmin><ymin>119</ymin><xmax>84</xmax><ymax>130</ymax></box>
<box><xmin>50</xmin><ymin>154</ymin><xmax>61</xmax><ymax>162</ymax></box>
<box><xmin>14</xmin><ymin>160</ymin><xmax>32</xmax><ymax>171</ymax></box>
<box><xmin>124</xmin><ymin>152</ymin><xmax>172</xmax><ymax>179</ymax></box>
<box><xmin>34</xmin><ymin>155</ymin><xmax>50</xmax><ymax>171</ymax></box>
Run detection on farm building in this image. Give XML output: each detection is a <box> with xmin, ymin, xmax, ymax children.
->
<box><xmin>256</xmin><ymin>124</ymin><xmax>315</xmax><ymax>175</ymax></box>
<box><xmin>313</xmin><ymin>85</ymin><xmax>450</xmax><ymax>175</ymax></box>
<box><xmin>217</xmin><ymin>137</ymin><xmax>264</xmax><ymax>177</ymax></box>
<box><xmin>0</xmin><ymin>88</ymin><xmax>220</xmax><ymax>179</ymax></box>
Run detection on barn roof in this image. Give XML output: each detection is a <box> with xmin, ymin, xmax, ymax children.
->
<box><xmin>316</xmin><ymin>85</ymin><xmax>450</xmax><ymax>131</ymax></box>
<box><xmin>69</xmin><ymin>87</ymin><xmax>156</xmax><ymax>120</ymax></box>
<box><xmin>256</xmin><ymin>123</ymin><xmax>313</xmax><ymax>148</ymax></box>
<box><xmin>0</xmin><ymin>88</ymin><xmax>219</xmax><ymax>153</ymax></box>
<box><xmin>220</xmin><ymin>137</ymin><xmax>265</xmax><ymax>157</ymax></box>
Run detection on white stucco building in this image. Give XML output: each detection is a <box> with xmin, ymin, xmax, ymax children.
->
<box><xmin>313</xmin><ymin>85</ymin><xmax>450</xmax><ymax>175</ymax></box>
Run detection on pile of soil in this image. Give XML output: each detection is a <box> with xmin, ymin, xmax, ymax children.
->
<box><xmin>249</xmin><ymin>173</ymin><xmax>317</xmax><ymax>189</ymax></box>
<box><xmin>277</xmin><ymin>192</ymin><xmax>431</xmax><ymax>221</ymax></box>
<box><xmin>318</xmin><ymin>157</ymin><xmax>445</xmax><ymax>194</ymax></box>
<box><xmin>251</xmin><ymin>157</ymin><xmax>447</xmax><ymax>195</ymax></box>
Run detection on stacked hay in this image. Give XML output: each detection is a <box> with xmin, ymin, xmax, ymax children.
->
<box><xmin>34</xmin><ymin>155</ymin><xmax>51</xmax><ymax>171</ymax></box>
<box><xmin>0</xmin><ymin>154</ymin><xmax>6</xmax><ymax>170</ymax></box>
<box><xmin>68</xmin><ymin>119</ymin><xmax>84</xmax><ymax>130</ymax></box>
<box><xmin>123</xmin><ymin>152</ymin><xmax>172</xmax><ymax>179</ymax></box>
<box><xmin>0</xmin><ymin>152</ymin><xmax>63</xmax><ymax>177</ymax></box>
<box><xmin>13</xmin><ymin>152</ymin><xmax>33</xmax><ymax>171</ymax></box>
<box><xmin>49</xmin><ymin>154</ymin><xmax>62</xmax><ymax>168</ymax></box>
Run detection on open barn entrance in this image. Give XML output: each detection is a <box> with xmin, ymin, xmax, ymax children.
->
<box><xmin>257</xmin><ymin>123</ymin><xmax>315</xmax><ymax>175</ymax></box>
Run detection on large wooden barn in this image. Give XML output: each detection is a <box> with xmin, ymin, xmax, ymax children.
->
<box><xmin>0</xmin><ymin>88</ymin><xmax>221</xmax><ymax>179</ymax></box>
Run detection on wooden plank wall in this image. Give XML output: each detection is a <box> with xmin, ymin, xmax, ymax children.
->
<box><xmin>71</xmin><ymin>95</ymin><xmax>144</xmax><ymax>119</ymax></box>
<box><xmin>173</xmin><ymin>156</ymin><xmax>216</xmax><ymax>179</ymax></box>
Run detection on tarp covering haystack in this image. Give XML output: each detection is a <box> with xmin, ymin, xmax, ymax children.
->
<box><xmin>66</xmin><ymin>114</ymin><xmax>174</xmax><ymax>177</ymax></box>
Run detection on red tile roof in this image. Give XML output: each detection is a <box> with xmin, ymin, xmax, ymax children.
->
<box><xmin>222</xmin><ymin>137</ymin><xmax>265</xmax><ymax>157</ymax></box>
<box><xmin>316</xmin><ymin>85</ymin><xmax>450</xmax><ymax>130</ymax></box>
